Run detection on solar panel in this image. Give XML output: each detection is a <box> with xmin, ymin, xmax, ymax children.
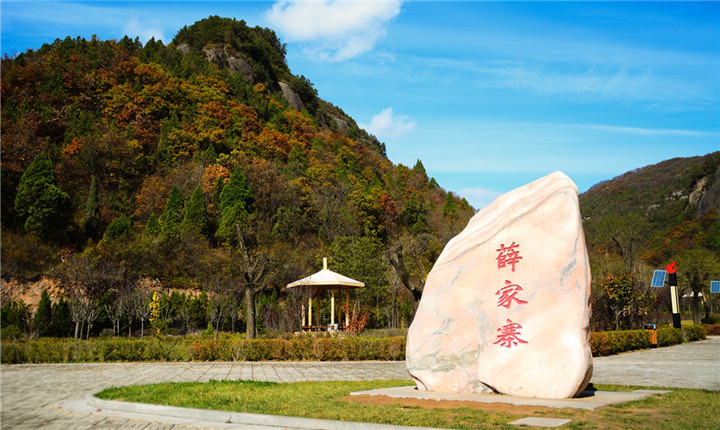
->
<box><xmin>711</xmin><ymin>281</ymin><xmax>720</xmax><ymax>294</ymax></box>
<box><xmin>651</xmin><ymin>270</ymin><xmax>667</xmax><ymax>288</ymax></box>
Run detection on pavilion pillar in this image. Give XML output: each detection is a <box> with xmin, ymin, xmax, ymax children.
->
<box><xmin>301</xmin><ymin>303</ymin><xmax>306</xmax><ymax>327</ymax></box>
<box><xmin>345</xmin><ymin>290</ymin><xmax>350</xmax><ymax>326</ymax></box>
<box><xmin>308</xmin><ymin>293</ymin><xmax>312</xmax><ymax>329</ymax></box>
<box><xmin>331</xmin><ymin>289</ymin><xmax>335</xmax><ymax>326</ymax></box>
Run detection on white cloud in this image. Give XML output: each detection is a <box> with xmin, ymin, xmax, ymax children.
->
<box><xmin>122</xmin><ymin>18</ymin><xmax>165</xmax><ymax>44</ymax></box>
<box><xmin>457</xmin><ymin>186</ymin><xmax>503</xmax><ymax>210</ymax></box>
<box><xmin>577</xmin><ymin>124</ymin><xmax>716</xmax><ymax>138</ymax></box>
<box><xmin>266</xmin><ymin>0</ymin><xmax>402</xmax><ymax>61</ymax></box>
<box><xmin>359</xmin><ymin>107</ymin><xmax>416</xmax><ymax>140</ymax></box>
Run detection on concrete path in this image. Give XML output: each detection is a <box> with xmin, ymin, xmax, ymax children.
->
<box><xmin>591</xmin><ymin>335</ymin><xmax>720</xmax><ymax>390</ymax></box>
<box><xmin>1</xmin><ymin>337</ymin><xmax>718</xmax><ymax>429</ymax></box>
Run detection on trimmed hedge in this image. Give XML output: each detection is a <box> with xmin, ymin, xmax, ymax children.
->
<box><xmin>657</xmin><ymin>327</ymin><xmax>684</xmax><ymax>347</ymax></box>
<box><xmin>590</xmin><ymin>329</ymin><xmax>650</xmax><ymax>356</ymax></box>
<box><xmin>1</xmin><ymin>326</ymin><xmax>708</xmax><ymax>364</ymax></box>
<box><xmin>0</xmin><ymin>336</ymin><xmax>193</xmax><ymax>364</ymax></box>
<box><xmin>0</xmin><ymin>336</ymin><xmax>407</xmax><ymax>364</ymax></box>
<box><xmin>682</xmin><ymin>324</ymin><xmax>708</xmax><ymax>342</ymax></box>
<box><xmin>590</xmin><ymin>325</ymin><xmax>707</xmax><ymax>357</ymax></box>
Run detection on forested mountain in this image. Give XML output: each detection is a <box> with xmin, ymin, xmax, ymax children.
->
<box><xmin>579</xmin><ymin>151</ymin><xmax>720</xmax><ymax>329</ymax></box>
<box><xmin>1</xmin><ymin>17</ymin><xmax>474</xmax><ymax>337</ymax></box>
<box><xmin>2</xmin><ymin>16</ymin><xmax>717</xmax><ymax>340</ymax></box>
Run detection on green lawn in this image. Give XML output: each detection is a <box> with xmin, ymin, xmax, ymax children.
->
<box><xmin>96</xmin><ymin>379</ymin><xmax>720</xmax><ymax>429</ymax></box>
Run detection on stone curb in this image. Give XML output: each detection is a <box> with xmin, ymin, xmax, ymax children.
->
<box><xmin>85</xmin><ymin>396</ymin><xmax>447</xmax><ymax>430</ymax></box>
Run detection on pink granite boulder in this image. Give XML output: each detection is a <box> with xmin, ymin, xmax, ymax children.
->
<box><xmin>406</xmin><ymin>171</ymin><xmax>592</xmax><ymax>399</ymax></box>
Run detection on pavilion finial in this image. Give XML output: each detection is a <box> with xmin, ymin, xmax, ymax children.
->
<box><xmin>323</xmin><ymin>257</ymin><xmax>328</xmax><ymax>270</ymax></box>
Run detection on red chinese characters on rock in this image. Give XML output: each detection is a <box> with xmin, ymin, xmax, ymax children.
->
<box><xmin>495</xmin><ymin>280</ymin><xmax>528</xmax><ymax>308</ymax></box>
<box><xmin>493</xmin><ymin>319</ymin><xmax>528</xmax><ymax>348</ymax></box>
<box><xmin>496</xmin><ymin>242</ymin><xmax>522</xmax><ymax>272</ymax></box>
<box><xmin>493</xmin><ymin>242</ymin><xmax>529</xmax><ymax>348</ymax></box>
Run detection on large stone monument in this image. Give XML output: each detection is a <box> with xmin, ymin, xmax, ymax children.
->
<box><xmin>406</xmin><ymin>171</ymin><xmax>592</xmax><ymax>399</ymax></box>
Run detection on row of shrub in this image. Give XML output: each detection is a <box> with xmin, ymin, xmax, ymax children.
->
<box><xmin>0</xmin><ymin>335</ymin><xmax>407</xmax><ymax>364</ymax></box>
<box><xmin>1</xmin><ymin>326</ymin><xmax>709</xmax><ymax>364</ymax></box>
<box><xmin>590</xmin><ymin>325</ymin><xmax>707</xmax><ymax>356</ymax></box>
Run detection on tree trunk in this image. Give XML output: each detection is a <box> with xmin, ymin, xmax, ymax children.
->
<box><xmin>704</xmin><ymin>295</ymin><xmax>711</xmax><ymax>321</ymax></box>
<box><xmin>614</xmin><ymin>310</ymin><xmax>620</xmax><ymax>331</ymax></box>
<box><xmin>245</xmin><ymin>288</ymin><xmax>256</xmax><ymax>339</ymax></box>
<box><xmin>692</xmin><ymin>290</ymin><xmax>701</xmax><ymax>325</ymax></box>
<box><xmin>140</xmin><ymin>319</ymin><xmax>144</xmax><ymax>340</ymax></box>
<box><xmin>128</xmin><ymin>316</ymin><xmax>132</xmax><ymax>337</ymax></box>
<box><xmin>74</xmin><ymin>321</ymin><xmax>80</xmax><ymax>340</ymax></box>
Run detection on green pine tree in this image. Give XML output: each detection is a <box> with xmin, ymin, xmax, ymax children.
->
<box><xmin>144</xmin><ymin>213</ymin><xmax>161</xmax><ymax>236</ymax></box>
<box><xmin>158</xmin><ymin>186</ymin><xmax>185</xmax><ymax>241</ymax></box>
<box><xmin>103</xmin><ymin>216</ymin><xmax>133</xmax><ymax>240</ymax></box>
<box><xmin>216</xmin><ymin>200</ymin><xmax>249</xmax><ymax>245</ymax></box>
<box><xmin>413</xmin><ymin>159</ymin><xmax>428</xmax><ymax>182</ymax></box>
<box><xmin>14</xmin><ymin>153</ymin><xmax>70</xmax><ymax>238</ymax></box>
<box><xmin>180</xmin><ymin>185</ymin><xmax>209</xmax><ymax>236</ymax></box>
<box><xmin>216</xmin><ymin>168</ymin><xmax>254</xmax><ymax>245</ymax></box>
<box><xmin>219</xmin><ymin>168</ymin><xmax>254</xmax><ymax>212</ymax></box>
<box><xmin>442</xmin><ymin>192</ymin><xmax>458</xmax><ymax>218</ymax></box>
<box><xmin>33</xmin><ymin>290</ymin><xmax>53</xmax><ymax>337</ymax></box>
<box><xmin>51</xmin><ymin>297</ymin><xmax>73</xmax><ymax>338</ymax></box>
<box><xmin>400</xmin><ymin>192</ymin><xmax>430</xmax><ymax>235</ymax></box>
<box><xmin>202</xmin><ymin>143</ymin><xmax>218</xmax><ymax>164</ymax></box>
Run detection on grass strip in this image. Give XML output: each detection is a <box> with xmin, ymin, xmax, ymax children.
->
<box><xmin>96</xmin><ymin>379</ymin><xmax>720</xmax><ymax>429</ymax></box>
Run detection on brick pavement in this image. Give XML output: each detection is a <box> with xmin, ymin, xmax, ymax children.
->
<box><xmin>1</xmin><ymin>337</ymin><xmax>718</xmax><ymax>429</ymax></box>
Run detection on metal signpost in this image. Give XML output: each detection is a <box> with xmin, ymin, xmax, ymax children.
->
<box><xmin>666</xmin><ymin>261</ymin><xmax>681</xmax><ymax>329</ymax></box>
<box><xmin>650</xmin><ymin>261</ymin><xmax>681</xmax><ymax>329</ymax></box>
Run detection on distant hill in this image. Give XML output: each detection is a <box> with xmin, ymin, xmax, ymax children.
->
<box><xmin>580</xmin><ymin>151</ymin><xmax>720</xmax><ymax>267</ymax></box>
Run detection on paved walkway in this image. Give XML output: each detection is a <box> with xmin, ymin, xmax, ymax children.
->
<box><xmin>1</xmin><ymin>337</ymin><xmax>718</xmax><ymax>429</ymax></box>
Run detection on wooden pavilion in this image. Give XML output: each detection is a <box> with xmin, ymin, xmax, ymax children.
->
<box><xmin>286</xmin><ymin>258</ymin><xmax>364</xmax><ymax>331</ymax></box>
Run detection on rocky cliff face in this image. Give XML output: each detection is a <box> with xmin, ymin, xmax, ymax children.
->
<box><xmin>185</xmin><ymin>45</ymin><xmax>317</xmax><ymax>115</ymax></box>
<box><xmin>199</xmin><ymin>45</ymin><xmax>255</xmax><ymax>84</ymax></box>
<box><xmin>278</xmin><ymin>82</ymin><xmax>306</xmax><ymax>111</ymax></box>
<box><xmin>697</xmin><ymin>165</ymin><xmax>720</xmax><ymax>216</ymax></box>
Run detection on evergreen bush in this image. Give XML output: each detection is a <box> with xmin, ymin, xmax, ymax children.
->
<box><xmin>0</xmin><ymin>328</ymin><xmax>707</xmax><ymax>364</ymax></box>
<box><xmin>656</xmin><ymin>327</ymin><xmax>683</xmax><ymax>346</ymax></box>
<box><xmin>682</xmin><ymin>324</ymin><xmax>707</xmax><ymax>341</ymax></box>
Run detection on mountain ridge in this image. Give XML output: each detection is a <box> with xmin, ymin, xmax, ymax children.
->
<box><xmin>2</xmin><ymin>16</ymin><xmax>717</xmax><ymax>336</ymax></box>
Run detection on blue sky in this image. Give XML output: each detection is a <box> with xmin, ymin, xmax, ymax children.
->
<box><xmin>2</xmin><ymin>1</ymin><xmax>719</xmax><ymax>208</ymax></box>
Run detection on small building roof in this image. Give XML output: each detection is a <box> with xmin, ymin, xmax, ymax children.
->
<box><xmin>286</xmin><ymin>258</ymin><xmax>364</xmax><ymax>291</ymax></box>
